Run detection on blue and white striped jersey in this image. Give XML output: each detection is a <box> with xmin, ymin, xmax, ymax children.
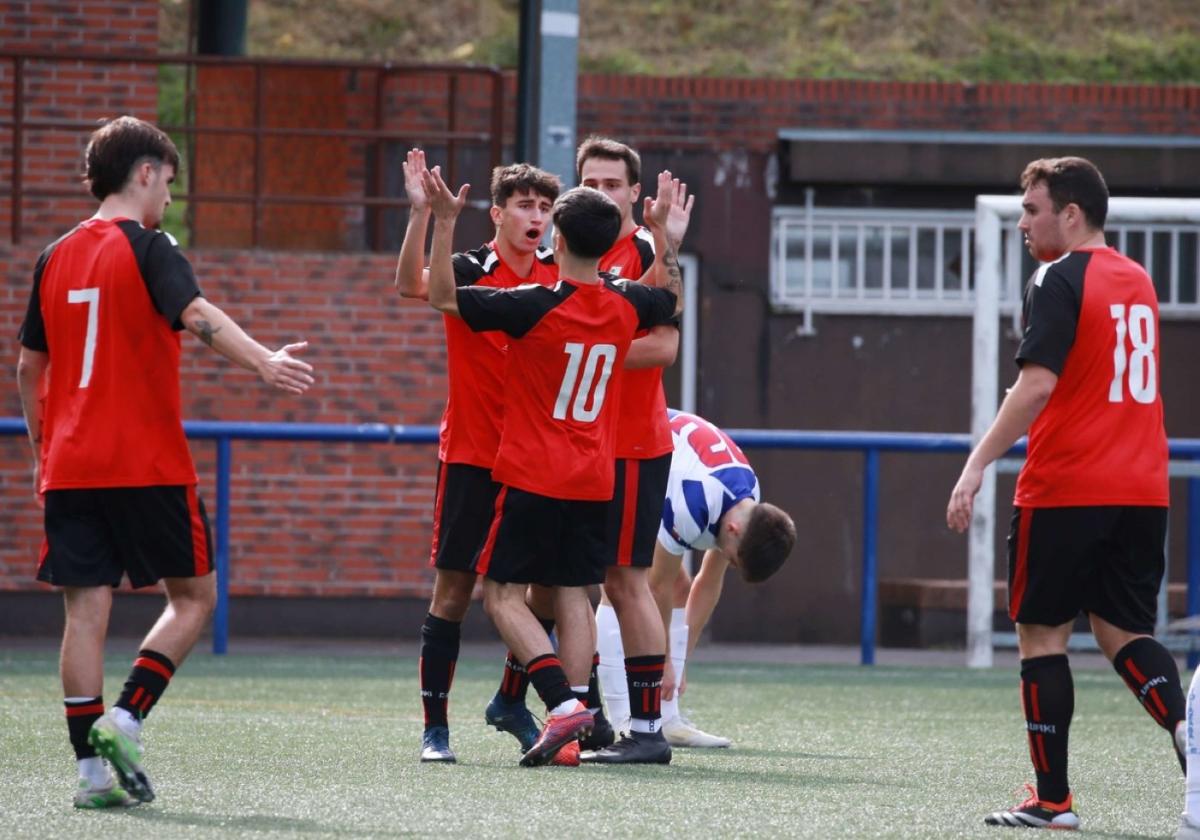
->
<box><xmin>657</xmin><ymin>411</ymin><xmax>760</xmax><ymax>555</ymax></box>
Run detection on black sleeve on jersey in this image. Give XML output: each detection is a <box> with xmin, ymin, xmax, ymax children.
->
<box><xmin>457</xmin><ymin>282</ymin><xmax>570</xmax><ymax>338</ymax></box>
<box><xmin>16</xmin><ymin>245</ymin><xmax>54</xmax><ymax>352</ymax></box>
<box><xmin>120</xmin><ymin>221</ymin><xmax>203</xmax><ymax>330</ymax></box>
<box><xmin>1015</xmin><ymin>254</ymin><xmax>1087</xmax><ymax>375</ymax></box>
<box><xmin>608</xmin><ymin>278</ymin><xmax>677</xmax><ymax>330</ymax></box>
<box><xmin>452</xmin><ymin>248</ymin><xmax>488</xmax><ymax>288</ymax></box>
<box><xmin>634</xmin><ymin>232</ymin><xmax>656</xmax><ymax>272</ymax></box>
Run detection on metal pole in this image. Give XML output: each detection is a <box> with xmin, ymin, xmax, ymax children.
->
<box><xmin>1189</xmin><ymin>465</ymin><xmax>1200</xmax><ymax>669</ymax></box>
<box><xmin>860</xmin><ymin>448</ymin><xmax>879</xmax><ymax>665</ymax></box>
<box><xmin>12</xmin><ymin>57</ymin><xmax>23</xmax><ymax>244</ymax></box>
<box><xmin>213</xmin><ymin>436</ymin><xmax>231</xmax><ymax>654</ymax></box>
<box><xmin>515</xmin><ymin>0</ymin><xmax>540</xmax><ymax>163</ymax></box>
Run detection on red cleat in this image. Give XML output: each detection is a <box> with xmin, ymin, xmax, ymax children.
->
<box><xmin>519</xmin><ymin>705</ymin><xmax>593</xmax><ymax>767</ymax></box>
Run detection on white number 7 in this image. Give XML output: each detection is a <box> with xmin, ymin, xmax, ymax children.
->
<box><xmin>68</xmin><ymin>287</ymin><xmax>100</xmax><ymax>388</ymax></box>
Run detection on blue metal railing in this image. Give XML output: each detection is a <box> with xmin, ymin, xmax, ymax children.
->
<box><xmin>3</xmin><ymin>417</ymin><xmax>1198</xmax><ymax>665</ymax></box>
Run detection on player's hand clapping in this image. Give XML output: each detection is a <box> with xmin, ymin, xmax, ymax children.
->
<box><xmin>403</xmin><ymin>148</ymin><xmax>431</xmax><ymax>212</ymax></box>
<box><xmin>422</xmin><ymin>166</ymin><xmax>470</xmax><ymax>221</ymax></box>
<box><xmin>643</xmin><ymin>169</ymin><xmax>676</xmax><ymax>234</ymax></box>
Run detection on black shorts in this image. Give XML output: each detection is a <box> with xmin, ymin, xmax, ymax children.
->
<box><xmin>475</xmin><ymin>485</ymin><xmax>608</xmax><ymax>587</ymax></box>
<box><xmin>429</xmin><ymin>461</ymin><xmax>502</xmax><ymax>573</ymax></box>
<box><xmin>1006</xmin><ymin>505</ymin><xmax>1168</xmax><ymax>634</ymax></box>
<box><xmin>37</xmin><ymin>485</ymin><xmax>214</xmax><ymax>590</ymax></box>
<box><xmin>604</xmin><ymin>452</ymin><xmax>671</xmax><ymax>568</ymax></box>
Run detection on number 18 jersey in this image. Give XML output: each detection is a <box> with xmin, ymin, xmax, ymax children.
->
<box><xmin>658</xmin><ymin>411</ymin><xmax>760</xmax><ymax>555</ymax></box>
<box><xmin>1014</xmin><ymin>247</ymin><xmax>1168</xmax><ymax>508</ymax></box>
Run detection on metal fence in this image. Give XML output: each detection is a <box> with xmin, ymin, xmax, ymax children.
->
<box><xmin>2</xmin><ymin>417</ymin><xmax>1198</xmax><ymax>666</ymax></box>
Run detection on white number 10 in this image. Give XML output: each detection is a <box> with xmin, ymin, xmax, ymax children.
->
<box><xmin>68</xmin><ymin>287</ymin><xmax>100</xmax><ymax>388</ymax></box>
<box><xmin>553</xmin><ymin>342</ymin><xmax>617</xmax><ymax>422</ymax></box>
<box><xmin>1109</xmin><ymin>303</ymin><xmax>1155</xmax><ymax>404</ymax></box>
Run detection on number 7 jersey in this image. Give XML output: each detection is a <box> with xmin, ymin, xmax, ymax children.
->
<box><xmin>658</xmin><ymin>411</ymin><xmax>760</xmax><ymax>555</ymax></box>
<box><xmin>1014</xmin><ymin>247</ymin><xmax>1168</xmax><ymax>507</ymax></box>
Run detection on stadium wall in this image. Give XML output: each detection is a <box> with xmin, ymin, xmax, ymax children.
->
<box><xmin>3</xmin><ymin>3</ymin><xmax>1199</xmax><ymax>643</ymax></box>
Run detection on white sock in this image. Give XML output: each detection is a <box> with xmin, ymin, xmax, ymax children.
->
<box><xmin>1186</xmin><ymin>666</ymin><xmax>1200</xmax><ymax>821</ymax></box>
<box><xmin>550</xmin><ymin>698</ymin><xmax>580</xmax><ymax>717</ymax></box>
<box><xmin>595</xmin><ymin>603</ymin><xmax>629</xmax><ymax>725</ymax></box>
<box><xmin>629</xmin><ymin>716</ymin><xmax>658</xmax><ymax>734</ymax></box>
<box><xmin>77</xmin><ymin>756</ymin><xmax>108</xmax><ymax>786</ymax></box>
<box><xmin>110</xmin><ymin>706</ymin><xmax>142</xmax><ymax>736</ymax></box>
<box><xmin>663</xmin><ymin>609</ymin><xmax>688</xmax><ymax>722</ymax></box>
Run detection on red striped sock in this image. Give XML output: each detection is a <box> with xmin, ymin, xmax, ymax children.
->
<box><xmin>115</xmin><ymin>648</ymin><xmax>176</xmax><ymax>721</ymax></box>
<box><xmin>1020</xmin><ymin>654</ymin><xmax>1073</xmax><ymax>803</ymax></box>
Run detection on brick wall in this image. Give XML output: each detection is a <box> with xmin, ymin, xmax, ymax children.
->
<box><xmin>0</xmin><ymin>1</ymin><xmax>161</xmax><ymax>242</ymax></box>
<box><xmin>1</xmin><ymin>244</ymin><xmax>448</xmax><ymax>598</ymax></box>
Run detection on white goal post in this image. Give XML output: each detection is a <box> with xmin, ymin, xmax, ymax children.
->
<box><xmin>968</xmin><ymin>196</ymin><xmax>1200</xmax><ymax>668</ymax></box>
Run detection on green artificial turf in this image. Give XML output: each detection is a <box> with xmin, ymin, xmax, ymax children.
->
<box><xmin>0</xmin><ymin>649</ymin><xmax>1186</xmax><ymax>838</ymax></box>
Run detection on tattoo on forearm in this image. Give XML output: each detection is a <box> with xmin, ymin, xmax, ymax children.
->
<box><xmin>191</xmin><ymin>318</ymin><xmax>222</xmax><ymax>347</ymax></box>
<box><xmin>663</xmin><ymin>246</ymin><xmax>682</xmax><ymax>296</ymax></box>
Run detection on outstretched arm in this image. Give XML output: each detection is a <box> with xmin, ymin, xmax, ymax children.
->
<box><xmin>641</xmin><ymin>170</ymin><xmax>684</xmax><ymax>317</ymax></box>
<box><xmin>16</xmin><ymin>347</ymin><xmax>49</xmax><ymax>504</ymax></box>
<box><xmin>946</xmin><ymin>363</ymin><xmax>1057</xmax><ymax>532</ymax></box>
<box><xmin>180</xmin><ymin>297</ymin><xmax>314</xmax><ymax>394</ymax></box>
<box><xmin>394</xmin><ymin>148</ymin><xmax>433</xmax><ymax>299</ymax></box>
<box><xmin>422</xmin><ymin>166</ymin><xmax>471</xmax><ymax>317</ymax></box>
<box><xmin>684</xmin><ymin>549</ymin><xmax>730</xmax><ymax>658</ymax></box>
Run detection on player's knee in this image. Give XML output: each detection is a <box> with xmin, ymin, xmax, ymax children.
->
<box><xmin>167</xmin><ymin>574</ymin><xmax>217</xmax><ymax>617</ymax></box>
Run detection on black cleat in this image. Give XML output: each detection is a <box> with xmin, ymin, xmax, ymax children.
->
<box><xmin>580</xmin><ymin>730</ymin><xmax>672</xmax><ymax>765</ymax></box>
<box><xmin>579</xmin><ymin>709</ymin><xmax>615</xmax><ymax>751</ymax></box>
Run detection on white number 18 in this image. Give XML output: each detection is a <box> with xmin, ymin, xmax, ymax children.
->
<box><xmin>1109</xmin><ymin>303</ymin><xmax>1155</xmax><ymax>404</ymax></box>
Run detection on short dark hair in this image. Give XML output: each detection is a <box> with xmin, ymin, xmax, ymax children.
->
<box><xmin>737</xmin><ymin>503</ymin><xmax>796</xmax><ymax>584</ymax></box>
<box><xmin>552</xmin><ymin>187</ymin><xmax>622</xmax><ymax>259</ymax></box>
<box><xmin>1020</xmin><ymin>156</ymin><xmax>1109</xmax><ymax>231</ymax></box>
<box><xmin>576</xmin><ymin>135</ymin><xmax>641</xmax><ymax>186</ymax></box>
<box><xmin>490</xmin><ymin>163</ymin><xmax>560</xmax><ymax>208</ymax></box>
<box><xmin>85</xmin><ymin>116</ymin><xmax>180</xmax><ymax>201</ymax></box>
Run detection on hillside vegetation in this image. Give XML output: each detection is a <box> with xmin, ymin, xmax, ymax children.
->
<box><xmin>159</xmin><ymin>0</ymin><xmax>1199</xmax><ymax>82</ymax></box>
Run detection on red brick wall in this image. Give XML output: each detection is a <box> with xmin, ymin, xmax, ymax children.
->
<box><xmin>1</xmin><ymin>244</ymin><xmax>448</xmax><ymax>598</ymax></box>
<box><xmin>0</xmin><ymin>1</ymin><xmax>161</xmax><ymax>242</ymax></box>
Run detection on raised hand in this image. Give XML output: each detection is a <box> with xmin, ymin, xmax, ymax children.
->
<box><xmin>259</xmin><ymin>341</ymin><xmax>315</xmax><ymax>395</ymax></box>
<box><xmin>665</xmin><ymin>179</ymin><xmax>694</xmax><ymax>251</ymax></box>
<box><xmin>403</xmin><ymin>148</ymin><xmax>431</xmax><ymax>211</ymax></box>
<box><xmin>421</xmin><ymin>165</ymin><xmax>470</xmax><ymax>221</ymax></box>
<box><xmin>643</xmin><ymin>169</ymin><xmax>675</xmax><ymax>233</ymax></box>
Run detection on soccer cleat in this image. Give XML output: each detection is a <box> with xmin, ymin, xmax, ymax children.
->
<box><xmin>579</xmin><ymin>708</ymin><xmax>615</xmax><ymax>751</ymax></box>
<box><xmin>549</xmin><ymin>739</ymin><xmax>580</xmax><ymax>767</ymax></box>
<box><xmin>519</xmin><ymin>704</ymin><xmax>593</xmax><ymax>767</ymax></box>
<box><xmin>88</xmin><ymin>714</ymin><xmax>154</xmax><ymax>803</ymax></box>
<box><xmin>484</xmin><ymin>694</ymin><xmax>541</xmax><ymax>752</ymax></box>
<box><xmin>1178</xmin><ymin>814</ymin><xmax>1200</xmax><ymax>840</ymax></box>
<box><xmin>983</xmin><ymin>785</ymin><xmax>1079</xmax><ymax>830</ymax></box>
<box><xmin>419</xmin><ymin>725</ymin><xmax>456</xmax><ymax>763</ymax></box>
<box><xmin>580</xmin><ymin>730</ymin><xmax>672</xmax><ymax>764</ymax></box>
<box><xmin>74</xmin><ymin>775</ymin><xmax>137</xmax><ymax>809</ymax></box>
<box><xmin>663</xmin><ymin>714</ymin><xmax>732</xmax><ymax>748</ymax></box>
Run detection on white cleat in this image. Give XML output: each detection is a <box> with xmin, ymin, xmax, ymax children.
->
<box><xmin>662</xmin><ymin>714</ymin><xmax>732</xmax><ymax>748</ymax></box>
<box><xmin>1178</xmin><ymin>814</ymin><xmax>1200</xmax><ymax>840</ymax></box>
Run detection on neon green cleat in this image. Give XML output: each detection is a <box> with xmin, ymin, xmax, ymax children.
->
<box><xmin>74</xmin><ymin>775</ymin><xmax>137</xmax><ymax>809</ymax></box>
<box><xmin>88</xmin><ymin>714</ymin><xmax>155</xmax><ymax>803</ymax></box>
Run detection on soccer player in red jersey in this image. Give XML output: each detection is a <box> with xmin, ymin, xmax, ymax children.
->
<box><xmin>394</xmin><ymin>151</ymin><xmax>561</xmax><ymax>762</ymax></box>
<box><xmin>15</xmin><ymin>116</ymin><xmax>314</xmax><ymax>808</ymax></box>
<box><xmin>425</xmin><ymin>168</ymin><xmax>682</xmax><ymax>766</ymax></box>
<box><xmin>946</xmin><ymin>157</ymin><xmax>1180</xmax><ymax>831</ymax></box>
<box><xmin>572</xmin><ymin>136</ymin><xmax>700</xmax><ymax>761</ymax></box>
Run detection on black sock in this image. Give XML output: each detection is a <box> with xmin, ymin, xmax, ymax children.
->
<box><xmin>526</xmin><ymin>653</ymin><xmax>575</xmax><ymax>712</ymax></box>
<box><xmin>1020</xmin><ymin>654</ymin><xmax>1073</xmax><ymax>804</ymax></box>
<box><xmin>115</xmin><ymin>649</ymin><xmax>176</xmax><ymax>721</ymax></box>
<box><xmin>1113</xmin><ymin>636</ymin><xmax>1187</xmax><ymax>771</ymax></box>
<box><xmin>586</xmin><ymin>652</ymin><xmax>604</xmax><ymax>713</ymax></box>
<box><xmin>65</xmin><ymin>696</ymin><xmax>103</xmax><ymax>759</ymax></box>
<box><xmin>498</xmin><ymin>617</ymin><xmax>555</xmax><ymax>705</ymax></box>
<box><xmin>419</xmin><ymin>613</ymin><xmax>461</xmax><ymax>729</ymax></box>
<box><xmin>626</xmin><ymin>654</ymin><xmax>665</xmax><ymax>730</ymax></box>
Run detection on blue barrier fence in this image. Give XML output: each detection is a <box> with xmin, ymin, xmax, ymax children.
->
<box><xmin>3</xmin><ymin>416</ymin><xmax>1199</xmax><ymax>665</ymax></box>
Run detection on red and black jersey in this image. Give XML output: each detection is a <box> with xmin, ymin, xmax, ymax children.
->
<box><xmin>457</xmin><ymin>277</ymin><xmax>677</xmax><ymax>501</ymax></box>
<box><xmin>439</xmin><ymin>240</ymin><xmax>558</xmax><ymax>469</ymax></box>
<box><xmin>1014</xmin><ymin>247</ymin><xmax>1168</xmax><ymax>508</ymax></box>
<box><xmin>17</xmin><ymin>218</ymin><xmax>203</xmax><ymax>490</ymax></box>
<box><xmin>599</xmin><ymin>226</ymin><xmax>675</xmax><ymax>460</ymax></box>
